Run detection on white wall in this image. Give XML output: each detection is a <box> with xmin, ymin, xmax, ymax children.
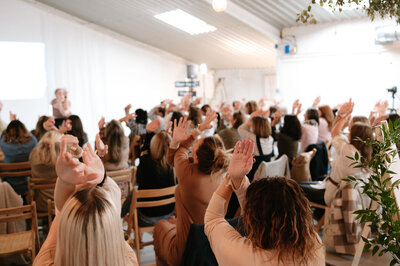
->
<box><xmin>277</xmin><ymin>19</ymin><xmax>400</xmax><ymax>116</ymax></box>
<box><xmin>0</xmin><ymin>0</ymin><xmax>188</xmax><ymax>139</ymax></box>
<box><xmin>212</xmin><ymin>68</ymin><xmax>276</xmax><ymax>107</ymax></box>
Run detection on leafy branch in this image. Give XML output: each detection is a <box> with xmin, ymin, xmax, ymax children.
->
<box><xmin>298</xmin><ymin>0</ymin><xmax>400</xmax><ymax>24</ymax></box>
<box><xmin>344</xmin><ymin>119</ymin><xmax>400</xmax><ymax>266</ymax></box>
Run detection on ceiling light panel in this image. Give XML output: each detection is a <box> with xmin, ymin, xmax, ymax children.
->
<box><xmin>154</xmin><ymin>9</ymin><xmax>216</xmax><ymax>35</ymax></box>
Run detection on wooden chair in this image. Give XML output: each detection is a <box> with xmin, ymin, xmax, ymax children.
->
<box><xmin>27</xmin><ymin>177</ymin><xmax>57</xmax><ymax>218</ymax></box>
<box><xmin>310</xmin><ymin>202</ymin><xmax>328</xmax><ymax>232</ymax></box>
<box><xmin>46</xmin><ymin>199</ymin><xmax>56</xmax><ymax>228</ymax></box>
<box><xmin>107</xmin><ymin>168</ymin><xmax>133</xmax><ymax>202</ymax></box>
<box><xmin>0</xmin><ymin>162</ymin><xmax>31</xmax><ymax>196</ymax></box>
<box><xmin>126</xmin><ymin>185</ymin><xmax>177</xmax><ymax>265</ymax></box>
<box><xmin>0</xmin><ymin>202</ymin><xmax>39</xmax><ymax>262</ymax></box>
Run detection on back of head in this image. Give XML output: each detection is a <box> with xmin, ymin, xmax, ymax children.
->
<box><xmin>188</xmin><ymin>106</ymin><xmax>202</xmax><ymax>127</ymax></box>
<box><xmin>350</xmin><ymin>122</ymin><xmax>373</xmax><ymax>163</ymax></box>
<box><xmin>351</xmin><ymin>116</ymin><xmax>370</xmax><ymax>127</ymax></box>
<box><xmin>171</xmin><ymin>111</ymin><xmax>183</xmax><ymax>131</ymax></box>
<box><xmin>243</xmin><ymin>177</ymin><xmax>319</xmax><ymax>264</ymax></box>
<box><xmin>251</xmin><ymin>116</ymin><xmax>271</xmax><ymax>138</ymax></box>
<box><xmin>29</xmin><ymin>131</ymin><xmax>61</xmax><ymax>166</ymax></box>
<box><xmin>4</xmin><ymin>120</ymin><xmax>30</xmax><ymax>144</ymax></box>
<box><xmin>56</xmin><ymin>186</ymin><xmax>130</xmax><ymax>266</ymax></box>
<box><xmin>201</xmin><ymin>104</ymin><xmax>211</xmax><ymax>115</ymax></box>
<box><xmin>150</xmin><ymin>131</ymin><xmax>172</xmax><ymax>169</ymax></box>
<box><xmin>388</xmin><ymin>113</ymin><xmax>400</xmax><ymax>126</ymax></box>
<box><xmin>281</xmin><ymin>115</ymin><xmax>302</xmax><ymax>141</ymax></box>
<box><xmin>318</xmin><ymin>105</ymin><xmax>334</xmax><ymax>128</ymax></box>
<box><xmin>232</xmin><ymin>112</ymin><xmax>245</xmax><ymax>129</ymax></box>
<box><xmin>104</xmin><ymin>120</ymin><xmax>125</xmax><ymax>164</ymax></box>
<box><xmin>196</xmin><ymin>135</ymin><xmax>229</xmax><ymax>175</ymax></box>
<box><xmin>33</xmin><ymin>116</ymin><xmax>49</xmax><ymax>141</ymax></box>
<box><xmin>67</xmin><ymin>115</ymin><xmax>86</xmax><ymax>146</ymax></box>
<box><xmin>306</xmin><ymin>108</ymin><xmax>319</xmax><ymax>124</ymax></box>
<box><xmin>245</xmin><ymin>101</ymin><xmax>258</xmax><ymax>115</ymax></box>
<box><xmin>135</xmin><ymin>109</ymin><xmax>148</xmax><ymax>125</ymax></box>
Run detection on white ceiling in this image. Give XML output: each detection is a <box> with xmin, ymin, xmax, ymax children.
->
<box><xmin>33</xmin><ymin>0</ymin><xmax>366</xmax><ymax>69</ymax></box>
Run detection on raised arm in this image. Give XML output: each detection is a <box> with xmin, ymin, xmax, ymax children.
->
<box><xmin>332</xmin><ymin>98</ymin><xmax>354</xmax><ymax>138</ymax></box>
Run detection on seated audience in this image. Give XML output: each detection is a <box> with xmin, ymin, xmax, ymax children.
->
<box><xmin>67</xmin><ymin>115</ymin><xmax>88</xmax><ymax>147</ymax></box>
<box><xmin>100</xmin><ymin>119</ymin><xmax>129</xmax><ymax>171</ymax></box>
<box><xmin>238</xmin><ymin>109</ymin><xmax>273</xmax><ymax>180</ymax></box>
<box><xmin>153</xmin><ymin>112</ymin><xmax>229</xmax><ymax>266</ymax></box>
<box><xmin>318</xmin><ymin>105</ymin><xmax>334</xmax><ymax>142</ymax></box>
<box><xmin>29</xmin><ymin>131</ymin><xmax>62</xmax><ymax>212</ymax></box>
<box><xmin>272</xmin><ymin>113</ymin><xmax>302</xmax><ymax>161</ymax></box>
<box><xmin>244</xmin><ymin>100</ymin><xmax>258</xmax><ymax>117</ymax></box>
<box><xmin>204</xmin><ymin>139</ymin><xmax>325</xmax><ymax>265</ymax></box>
<box><xmin>128</xmin><ymin>108</ymin><xmax>148</xmax><ymax>140</ymax></box>
<box><xmin>0</xmin><ymin>120</ymin><xmax>37</xmax><ymax>194</ymax></box>
<box><xmin>121</xmin><ymin>119</ymin><xmax>175</xmax><ymax>225</ymax></box>
<box><xmin>31</xmin><ymin>115</ymin><xmax>71</xmax><ymax>142</ymax></box>
<box><xmin>293</xmin><ymin>100</ymin><xmax>319</xmax><ymax>153</ymax></box>
<box><xmin>34</xmin><ymin>137</ymin><xmax>138</xmax><ymax>266</ymax></box>
<box><xmin>217</xmin><ymin>112</ymin><xmax>244</xmax><ymax>150</ymax></box>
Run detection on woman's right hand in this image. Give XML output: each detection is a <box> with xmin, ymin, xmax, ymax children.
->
<box><xmin>199</xmin><ymin>109</ymin><xmax>217</xmax><ymax>131</ymax></box>
<box><xmin>227</xmin><ymin>139</ymin><xmax>255</xmax><ymax>188</ymax></box>
<box><xmin>338</xmin><ymin>98</ymin><xmax>354</xmax><ymax>117</ymax></box>
<box><xmin>171</xmin><ymin>116</ymin><xmax>190</xmax><ymax>147</ymax></box>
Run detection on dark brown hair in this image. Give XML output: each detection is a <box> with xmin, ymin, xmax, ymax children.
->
<box><xmin>3</xmin><ymin>120</ymin><xmax>31</xmax><ymax>143</ymax></box>
<box><xmin>245</xmin><ymin>101</ymin><xmax>258</xmax><ymax>115</ymax></box>
<box><xmin>196</xmin><ymin>136</ymin><xmax>229</xmax><ymax>175</ymax></box>
<box><xmin>188</xmin><ymin>106</ymin><xmax>203</xmax><ymax>127</ymax></box>
<box><xmin>350</xmin><ymin>122</ymin><xmax>373</xmax><ymax>163</ymax></box>
<box><xmin>67</xmin><ymin>115</ymin><xmax>87</xmax><ymax>147</ymax></box>
<box><xmin>251</xmin><ymin>116</ymin><xmax>271</xmax><ymax>138</ymax></box>
<box><xmin>306</xmin><ymin>108</ymin><xmax>319</xmax><ymax>125</ymax></box>
<box><xmin>242</xmin><ymin>177</ymin><xmax>320</xmax><ymax>264</ymax></box>
<box><xmin>232</xmin><ymin>112</ymin><xmax>245</xmax><ymax>129</ymax></box>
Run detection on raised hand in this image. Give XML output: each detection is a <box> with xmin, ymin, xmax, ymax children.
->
<box><xmin>124</xmin><ymin>104</ymin><xmax>132</xmax><ymax>116</ymax></box>
<box><xmin>199</xmin><ymin>109</ymin><xmax>217</xmax><ymax>131</ymax></box>
<box><xmin>338</xmin><ymin>98</ymin><xmax>354</xmax><ymax>117</ymax></box>
<box><xmin>312</xmin><ymin>96</ymin><xmax>321</xmax><ymax>108</ymax></box>
<box><xmin>58</xmin><ymin>120</ymin><xmax>72</xmax><ymax>134</ymax></box>
<box><xmin>98</xmin><ymin>117</ymin><xmax>105</xmax><ymax>129</ymax></box>
<box><xmin>95</xmin><ymin>133</ymin><xmax>108</xmax><ymax>158</ymax></box>
<box><xmin>228</xmin><ymin>139</ymin><xmax>255</xmax><ymax>187</ymax></box>
<box><xmin>43</xmin><ymin>117</ymin><xmax>57</xmax><ymax>131</ymax></box>
<box><xmin>146</xmin><ymin>118</ymin><xmax>161</xmax><ymax>133</ymax></box>
<box><xmin>171</xmin><ymin>116</ymin><xmax>190</xmax><ymax>146</ymax></box>
<box><xmin>292</xmin><ymin>99</ymin><xmax>302</xmax><ymax>115</ymax></box>
<box><xmin>373</xmin><ymin>100</ymin><xmax>388</xmax><ymax>115</ymax></box>
<box><xmin>56</xmin><ymin>138</ymin><xmax>97</xmax><ymax>185</ymax></box>
<box><xmin>81</xmin><ymin>143</ymin><xmax>105</xmax><ymax>184</ymax></box>
<box><xmin>9</xmin><ymin>111</ymin><xmax>17</xmax><ymax>121</ymax></box>
<box><xmin>250</xmin><ymin>109</ymin><xmax>269</xmax><ymax>118</ymax></box>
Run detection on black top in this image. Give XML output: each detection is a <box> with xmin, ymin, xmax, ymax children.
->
<box><xmin>137</xmin><ymin>132</ymin><xmax>176</xmax><ymax>217</ymax></box>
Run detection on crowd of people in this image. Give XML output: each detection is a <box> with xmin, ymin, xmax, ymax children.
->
<box><xmin>0</xmin><ymin>89</ymin><xmax>396</xmax><ymax>265</ymax></box>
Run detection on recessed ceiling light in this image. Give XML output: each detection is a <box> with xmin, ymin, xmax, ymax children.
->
<box><xmin>154</xmin><ymin>9</ymin><xmax>217</xmax><ymax>35</ymax></box>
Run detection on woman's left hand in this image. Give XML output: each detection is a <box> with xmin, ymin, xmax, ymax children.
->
<box><xmin>199</xmin><ymin>109</ymin><xmax>217</xmax><ymax>131</ymax></box>
<box><xmin>227</xmin><ymin>139</ymin><xmax>255</xmax><ymax>188</ymax></box>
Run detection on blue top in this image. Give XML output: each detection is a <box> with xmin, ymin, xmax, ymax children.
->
<box><xmin>0</xmin><ymin>133</ymin><xmax>37</xmax><ymax>163</ymax></box>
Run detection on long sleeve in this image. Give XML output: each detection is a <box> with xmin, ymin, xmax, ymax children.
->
<box><xmin>166</xmin><ymin>135</ymin><xmax>195</xmax><ymax>167</ymax></box>
<box><xmin>204</xmin><ymin>177</ymin><xmax>257</xmax><ymax>266</ymax></box>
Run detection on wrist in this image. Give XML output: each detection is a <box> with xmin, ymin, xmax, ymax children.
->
<box><xmin>170</xmin><ymin>139</ymin><xmax>180</xmax><ymax>149</ymax></box>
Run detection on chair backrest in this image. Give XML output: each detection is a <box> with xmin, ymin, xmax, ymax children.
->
<box><xmin>47</xmin><ymin>199</ymin><xmax>55</xmax><ymax>227</ymax></box>
<box><xmin>0</xmin><ymin>162</ymin><xmax>31</xmax><ymax>178</ymax></box>
<box><xmin>131</xmin><ymin>185</ymin><xmax>177</xmax><ymax>209</ymax></box>
<box><xmin>254</xmin><ymin>154</ymin><xmax>291</xmax><ymax>181</ymax></box>
<box><xmin>27</xmin><ymin>177</ymin><xmax>57</xmax><ymax>205</ymax></box>
<box><xmin>0</xmin><ymin>202</ymin><xmax>39</xmax><ymax>259</ymax></box>
<box><xmin>107</xmin><ymin>168</ymin><xmax>133</xmax><ymax>201</ymax></box>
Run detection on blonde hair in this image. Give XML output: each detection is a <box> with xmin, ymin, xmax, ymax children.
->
<box><xmin>251</xmin><ymin>116</ymin><xmax>271</xmax><ymax>138</ymax></box>
<box><xmin>150</xmin><ymin>131</ymin><xmax>171</xmax><ymax>169</ymax></box>
<box><xmin>29</xmin><ymin>131</ymin><xmax>62</xmax><ymax>166</ymax></box>
<box><xmin>55</xmin><ymin>187</ymin><xmax>133</xmax><ymax>266</ymax></box>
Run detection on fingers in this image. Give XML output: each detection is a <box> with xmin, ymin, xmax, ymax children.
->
<box><xmin>233</xmin><ymin>141</ymin><xmax>240</xmax><ymax>154</ymax></box>
<box><xmin>60</xmin><ymin>138</ymin><xmax>68</xmax><ymax>155</ymax></box>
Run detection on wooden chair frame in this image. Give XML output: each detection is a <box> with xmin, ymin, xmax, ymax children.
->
<box><xmin>126</xmin><ymin>185</ymin><xmax>177</xmax><ymax>265</ymax></box>
<box><xmin>107</xmin><ymin>168</ymin><xmax>134</xmax><ymax>202</ymax></box>
<box><xmin>310</xmin><ymin>201</ymin><xmax>328</xmax><ymax>232</ymax></box>
<box><xmin>27</xmin><ymin>177</ymin><xmax>57</xmax><ymax>217</ymax></box>
<box><xmin>0</xmin><ymin>202</ymin><xmax>39</xmax><ymax>261</ymax></box>
<box><xmin>47</xmin><ymin>199</ymin><xmax>55</xmax><ymax>228</ymax></box>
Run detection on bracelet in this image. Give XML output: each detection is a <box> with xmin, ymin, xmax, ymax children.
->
<box><xmin>97</xmin><ymin>171</ymin><xmax>107</xmax><ymax>187</ymax></box>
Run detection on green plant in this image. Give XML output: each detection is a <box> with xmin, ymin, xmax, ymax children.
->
<box><xmin>344</xmin><ymin>120</ymin><xmax>400</xmax><ymax>266</ymax></box>
<box><xmin>298</xmin><ymin>0</ymin><xmax>400</xmax><ymax>24</ymax></box>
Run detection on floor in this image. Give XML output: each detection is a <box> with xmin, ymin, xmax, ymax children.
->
<box><xmin>136</xmin><ymin>233</ymin><xmax>393</xmax><ymax>266</ymax></box>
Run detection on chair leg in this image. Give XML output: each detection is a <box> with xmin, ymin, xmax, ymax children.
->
<box><xmin>315</xmin><ymin>213</ymin><xmax>325</xmax><ymax>232</ymax></box>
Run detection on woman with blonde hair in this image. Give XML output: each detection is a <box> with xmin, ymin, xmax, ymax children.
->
<box><xmin>154</xmin><ymin>111</ymin><xmax>230</xmax><ymax>266</ymax></box>
<box><xmin>205</xmin><ymin>139</ymin><xmax>325</xmax><ymax>265</ymax></box>
<box><xmin>121</xmin><ymin>119</ymin><xmax>175</xmax><ymax>225</ymax></box>
<box><xmin>29</xmin><ymin>131</ymin><xmax>62</xmax><ymax>212</ymax></box>
<box><xmin>34</xmin><ymin>136</ymin><xmax>138</xmax><ymax>266</ymax></box>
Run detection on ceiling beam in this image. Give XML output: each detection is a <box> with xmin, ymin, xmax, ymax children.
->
<box><xmin>202</xmin><ymin>0</ymin><xmax>281</xmax><ymax>41</ymax></box>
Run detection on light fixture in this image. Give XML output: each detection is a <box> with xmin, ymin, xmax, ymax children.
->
<box><xmin>154</xmin><ymin>9</ymin><xmax>216</xmax><ymax>35</ymax></box>
<box><xmin>200</xmin><ymin>63</ymin><xmax>208</xmax><ymax>75</ymax></box>
<box><xmin>212</xmin><ymin>0</ymin><xmax>227</xmax><ymax>12</ymax></box>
